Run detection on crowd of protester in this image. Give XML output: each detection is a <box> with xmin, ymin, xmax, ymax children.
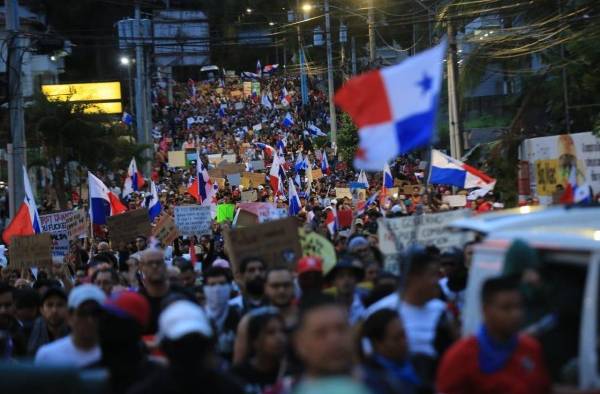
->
<box><xmin>0</xmin><ymin>73</ymin><xmax>562</xmax><ymax>394</ymax></box>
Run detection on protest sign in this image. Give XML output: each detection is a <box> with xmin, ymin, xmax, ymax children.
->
<box><xmin>9</xmin><ymin>233</ymin><xmax>52</xmax><ymax>269</ymax></box>
<box><xmin>402</xmin><ymin>184</ymin><xmax>424</xmax><ymax>195</ymax></box>
<box><xmin>234</xmin><ymin>102</ymin><xmax>244</xmax><ymax>110</ymax></box>
<box><xmin>220</xmin><ymin>154</ymin><xmax>237</xmax><ymax>164</ymax></box>
<box><xmin>311</xmin><ymin>168</ymin><xmax>323</xmax><ymax>179</ymax></box>
<box><xmin>216</xmin><ymin>203</ymin><xmax>236</xmax><ymax>223</ymax></box>
<box><xmin>235</xmin><ymin>209</ymin><xmax>259</xmax><ymax>227</ymax></box>
<box><xmin>378</xmin><ymin>210</ymin><xmax>472</xmax><ymax>255</ymax></box>
<box><xmin>168</xmin><ymin>151</ymin><xmax>186</xmax><ymax>167</ymax></box>
<box><xmin>218</xmin><ymin>162</ymin><xmax>245</xmax><ymax>175</ymax></box>
<box><xmin>208</xmin><ymin>168</ymin><xmax>225</xmax><ymax>179</ymax></box>
<box><xmin>66</xmin><ymin>209</ymin><xmax>88</xmax><ymax>240</ymax></box>
<box><xmin>174</xmin><ymin>205</ymin><xmax>212</xmax><ymax>236</ymax></box>
<box><xmin>40</xmin><ymin>211</ymin><xmax>71</xmax><ymax>258</ymax></box>
<box><xmin>335</xmin><ymin>188</ymin><xmax>353</xmax><ymax>200</ymax></box>
<box><xmin>230</xmin><ymin>89</ymin><xmax>242</xmax><ymax>98</ymax></box>
<box><xmin>224</xmin><ymin>217</ymin><xmax>301</xmax><ymax>271</ymax></box>
<box><xmin>237</xmin><ymin>203</ymin><xmax>287</xmax><ymax>223</ymax></box>
<box><xmin>208</xmin><ymin>154</ymin><xmax>225</xmax><ymax>165</ymax></box>
<box><xmin>152</xmin><ymin>215</ymin><xmax>180</xmax><ymax>245</ymax></box>
<box><xmin>385</xmin><ymin>187</ymin><xmax>399</xmax><ymax>197</ymax></box>
<box><xmin>250</xmin><ymin>160</ymin><xmax>265</xmax><ymax>171</ymax></box>
<box><xmin>252</xmin><ymin>124</ymin><xmax>262</xmax><ymax>132</ymax></box>
<box><xmin>242</xmin><ymin>81</ymin><xmax>252</xmax><ymax>97</ymax></box>
<box><xmin>227</xmin><ymin>173</ymin><xmax>241</xmax><ymax>186</ymax></box>
<box><xmin>241</xmin><ymin>190</ymin><xmax>258</xmax><ymax>202</ymax></box>
<box><xmin>107</xmin><ymin>209</ymin><xmax>152</xmax><ymax>244</ymax></box>
<box><xmin>251</xmin><ymin>81</ymin><xmax>261</xmax><ymax>96</ymax></box>
<box><xmin>299</xmin><ymin>229</ymin><xmax>336</xmax><ymax>275</ymax></box>
<box><xmin>442</xmin><ymin>195</ymin><xmax>467</xmax><ymax>207</ymax></box>
<box><xmin>214</xmin><ymin>178</ymin><xmax>226</xmax><ymax>189</ymax></box>
<box><xmin>242</xmin><ymin>172</ymin><xmax>266</xmax><ymax>186</ymax></box>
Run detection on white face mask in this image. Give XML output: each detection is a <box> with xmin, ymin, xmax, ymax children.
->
<box><xmin>204</xmin><ymin>283</ymin><xmax>231</xmax><ymax>315</ymax></box>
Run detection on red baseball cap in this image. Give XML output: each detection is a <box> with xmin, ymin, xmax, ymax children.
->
<box><xmin>104</xmin><ymin>291</ymin><xmax>150</xmax><ymax>328</ymax></box>
<box><xmin>296</xmin><ymin>256</ymin><xmax>323</xmax><ymax>275</ymax></box>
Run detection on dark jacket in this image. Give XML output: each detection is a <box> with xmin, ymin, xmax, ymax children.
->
<box><xmin>27</xmin><ymin>317</ymin><xmax>69</xmax><ymax>356</ymax></box>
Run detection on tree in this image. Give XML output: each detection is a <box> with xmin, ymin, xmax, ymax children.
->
<box><xmin>27</xmin><ymin>95</ymin><xmax>147</xmax><ymax>209</ymax></box>
<box><xmin>336</xmin><ymin>112</ymin><xmax>359</xmax><ymax>164</ymax></box>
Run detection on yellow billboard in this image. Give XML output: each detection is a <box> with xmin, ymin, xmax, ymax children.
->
<box><xmin>42</xmin><ymin>82</ymin><xmax>121</xmax><ymax>102</ymax></box>
<box><xmin>41</xmin><ymin>82</ymin><xmax>122</xmax><ymax>114</ymax></box>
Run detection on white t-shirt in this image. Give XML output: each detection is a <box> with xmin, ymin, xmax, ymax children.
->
<box><xmin>365</xmin><ymin>292</ymin><xmax>446</xmax><ymax>357</ymax></box>
<box><xmin>34</xmin><ymin>336</ymin><xmax>101</xmax><ymax>368</ymax></box>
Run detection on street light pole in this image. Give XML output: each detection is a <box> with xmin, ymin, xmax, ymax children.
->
<box><xmin>296</xmin><ymin>0</ymin><xmax>309</xmax><ymax>105</ymax></box>
<box><xmin>324</xmin><ymin>0</ymin><xmax>337</xmax><ymax>147</ymax></box>
<box><xmin>367</xmin><ymin>0</ymin><xmax>375</xmax><ymax>64</ymax></box>
<box><xmin>6</xmin><ymin>0</ymin><xmax>26</xmax><ymax>218</ymax></box>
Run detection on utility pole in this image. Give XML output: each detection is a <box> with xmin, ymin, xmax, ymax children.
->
<box><xmin>6</xmin><ymin>0</ymin><xmax>25</xmax><ymax>218</ymax></box>
<box><xmin>296</xmin><ymin>0</ymin><xmax>308</xmax><ymax>105</ymax></box>
<box><xmin>447</xmin><ymin>22</ymin><xmax>463</xmax><ymax>159</ymax></box>
<box><xmin>324</xmin><ymin>0</ymin><xmax>337</xmax><ymax>147</ymax></box>
<box><xmin>134</xmin><ymin>3</ymin><xmax>150</xmax><ymax>177</ymax></box>
<box><xmin>558</xmin><ymin>0</ymin><xmax>570</xmax><ymax>133</ymax></box>
<box><xmin>351</xmin><ymin>36</ymin><xmax>357</xmax><ymax>75</ymax></box>
<box><xmin>367</xmin><ymin>0</ymin><xmax>375</xmax><ymax>64</ymax></box>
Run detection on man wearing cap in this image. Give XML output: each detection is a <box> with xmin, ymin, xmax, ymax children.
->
<box><xmin>27</xmin><ymin>286</ymin><xmax>69</xmax><ymax>356</ymax></box>
<box><xmin>35</xmin><ymin>284</ymin><xmax>106</xmax><ymax>367</ymax></box>
<box><xmin>325</xmin><ymin>255</ymin><xmax>366</xmax><ymax>325</ymax></box>
<box><xmin>297</xmin><ymin>256</ymin><xmax>324</xmax><ymax>299</ymax></box>
<box><xmin>129</xmin><ymin>300</ymin><xmax>244</xmax><ymax>394</ymax></box>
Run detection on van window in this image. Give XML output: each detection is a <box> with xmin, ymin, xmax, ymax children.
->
<box><xmin>525</xmin><ymin>251</ymin><xmax>588</xmax><ymax>383</ymax></box>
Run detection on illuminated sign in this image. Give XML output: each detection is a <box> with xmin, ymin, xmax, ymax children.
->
<box><xmin>41</xmin><ymin>82</ymin><xmax>122</xmax><ymax>114</ymax></box>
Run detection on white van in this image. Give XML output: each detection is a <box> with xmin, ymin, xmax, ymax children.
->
<box><xmin>461</xmin><ymin>221</ymin><xmax>600</xmax><ymax>389</ymax></box>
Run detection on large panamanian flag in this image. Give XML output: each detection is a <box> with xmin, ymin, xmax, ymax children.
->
<box><xmin>429</xmin><ymin>149</ymin><xmax>496</xmax><ymax>189</ymax></box>
<box><xmin>89</xmin><ymin>172</ymin><xmax>127</xmax><ymax>225</ymax></box>
<box><xmin>335</xmin><ymin>41</ymin><xmax>446</xmax><ymax>171</ymax></box>
<box><xmin>2</xmin><ymin>167</ymin><xmax>42</xmax><ymax>244</ymax></box>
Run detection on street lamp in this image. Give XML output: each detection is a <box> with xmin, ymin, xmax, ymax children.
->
<box><xmin>119</xmin><ymin>56</ymin><xmax>134</xmax><ymax>116</ymax></box>
<box><xmin>246</xmin><ymin>7</ymin><xmax>252</xmax><ymax>14</ymax></box>
<box><xmin>301</xmin><ymin>3</ymin><xmax>312</xmax><ymax>12</ymax></box>
<box><xmin>269</xmin><ymin>21</ymin><xmax>275</xmax><ymax>26</ymax></box>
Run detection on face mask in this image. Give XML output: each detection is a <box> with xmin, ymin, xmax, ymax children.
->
<box><xmin>204</xmin><ymin>284</ymin><xmax>231</xmax><ymax>315</ymax></box>
<box><xmin>246</xmin><ymin>276</ymin><xmax>265</xmax><ymax>297</ymax></box>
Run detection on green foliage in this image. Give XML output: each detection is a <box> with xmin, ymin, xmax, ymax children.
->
<box><xmin>27</xmin><ymin>95</ymin><xmax>148</xmax><ymax>208</ymax></box>
<box><xmin>336</xmin><ymin>112</ymin><xmax>359</xmax><ymax>164</ymax></box>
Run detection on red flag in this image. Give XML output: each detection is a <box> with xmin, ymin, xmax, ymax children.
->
<box><xmin>108</xmin><ymin>192</ymin><xmax>127</xmax><ymax>215</ymax></box>
<box><xmin>2</xmin><ymin>203</ymin><xmax>36</xmax><ymax>244</ymax></box>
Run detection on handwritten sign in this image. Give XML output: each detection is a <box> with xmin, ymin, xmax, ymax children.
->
<box><xmin>66</xmin><ymin>210</ymin><xmax>88</xmax><ymax>240</ymax></box>
<box><xmin>224</xmin><ymin>217</ymin><xmax>301</xmax><ymax>271</ymax></box>
<box><xmin>218</xmin><ymin>162</ymin><xmax>245</xmax><ymax>175</ymax></box>
<box><xmin>174</xmin><ymin>205</ymin><xmax>212</xmax><ymax>236</ymax></box>
<box><xmin>168</xmin><ymin>151</ymin><xmax>186</xmax><ymax>167</ymax></box>
<box><xmin>335</xmin><ymin>188</ymin><xmax>353</xmax><ymax>200</ymax></box>
<box><xmin>442</xmin><ymin>195</ymin><xmax>467</xmax><ymax>207</ymax></box>
<box><xmin>378</xmin><ymin>210</ymin><xmax>472</xmax><ymax>255</ymax></box>
<box><xmin>152</xmin><ymin>215</ymin><xmax>179</xmax><ymax>245</ymax></box>
<box><xmin>241</xmin><ymin>190</ymin><xmax>258</xmax><ymax>202</ymax></box>
<box><xmin>311</xmin><ymin>168</ymin><xmax>323</xmax><ymax>179</ymax></box>
<box><xmin>250</xmin><ymin>160</ymin><xmax>265</xmax><ymax>171</ymax></box>
<box><xmin>299</xmin><ymin>229</ymin><xmax>336</xmax><ymax>275</ymax></box>
<box><xmin>227</xmin><ymin>173</ymin><xmax>241</xmax><ymax>186</ymax></box>
<box><xmin>9</xmin><ymin>233</ymin><xmax>52</xmax><ymax>269</ymax></box>
<box><xmin>40</xmin><ymin>211</ymin><xmax>71</xmax><ymax>258</ymax></box>
<box><xmin>107</xmin><ymin>209</ymin><xmax>152</xmax><ymax>244</ymax></box>
<box><xmin>242</xmin><ymin>172</ymin><xmax>266</xmax><ymax>187</ymax></box>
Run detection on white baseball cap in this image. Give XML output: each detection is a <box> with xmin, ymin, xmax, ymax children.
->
<box><xmin>158</xmin><ymin>300</ymin><xmax>213</xmax><ymax>341</ymax></box>
<box><xmin>68</xmin><ymin>284</ymin><xmax>106</xmax><ymax>309</ymax></box>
